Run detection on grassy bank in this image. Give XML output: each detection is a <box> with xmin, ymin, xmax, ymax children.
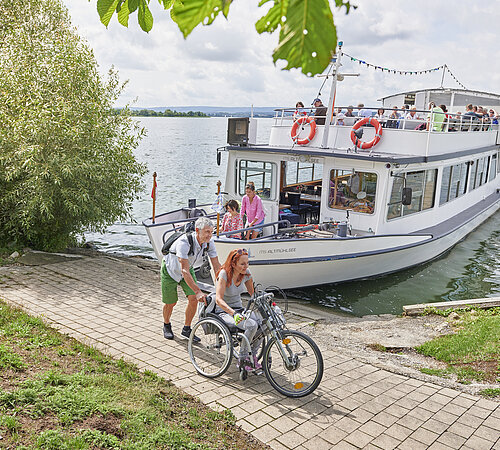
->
<box><xmin>0</xmin><ymin>299</ymin><xmax>264</xmax><ymax>449</ymax></box>
<box><xmin>416</xmin><ymin>307</ymin><xmax>500</xmax><ymax>391</ymax></box>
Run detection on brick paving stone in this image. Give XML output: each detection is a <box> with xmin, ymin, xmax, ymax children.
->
<box><xmin>369</xmin><ymin>432</ymin><xmax>401</xmax><ymax>450</ymax></box>
<box><xmin>426</xmin><ymin>442</ymin><xmax>455</xmax><ymax>450</ymax></box>
<box><xmin>468</xmin><ymin>405</ymin><xmax>493</xmax><ymax>419</ymax></box>
<box><xmin>331</xmin><ymin>442</ymin><xmax>359</xmax><ymax>450</ymax></box>
<box><xmin>441</xmin><ymin>402</ymin><xmax>467</xmax><ymax>416</ymax></box>
<box><xmin>409</xmin><ymin>427</ymin><xmax>440</xmax><ymax>446</ymax></box>
<box><xmin>335</xmin><ymin>416</ymin><xmax>361</xmax><ymax>434</ymax></box>
<box><xmin>436</xmin><ymin>431</ymin><xmax>467</xmax><ymax>448</ymax></box>
<box><xmin>397</xmin><ymin>437</ymin><xmax>429</xmax><ymax>450</ymax></box>
<box><xmin>301</xmin><ymin>436</ymin><xmax>334</xmax><ymax>450</ymax></box>
<box><xmin>317</xmin><ymin>426</ymin><xmax>348</xmax><ymax>445</ymax></box>
<box><xmin>475</xmin><ymin>398</ymin><xmax>499</xmax><ymax>411</ymax></box>
<box><xmin>294</xmin><ymin>421</ymin><xmax>323</xmax><ymax>440</ymax></box>
<box><xmin>269</xmin><ymin>415</ymin><xmax>297</xmax><ymax>434</ymax></box>
<box><xmin>464</xmin><ymin>434</ymin><xmax>497</xmax><ymax>450</ymax></box>
<box><xmin>372</xmin><ymin>410</ymin><xmax>399</xmax><ymax>428</ymax></box>
<box><xmin>396</xmin><ymin>413</ymin><xmax>425</xmax><ymax>431</ymax></box>
<box><xmin>245</xmin><ymin>411</ymin><xmax>273</xmax><ymax>429</ymax></box>
<box><xmin>437</xmin><ymin>387</ymin><xmax>460</xmax><ymax>399</ymax></box>
<box><xmin>384</xmin><ymin>403</ymin><xmax>410</xmax><ymax>419</ymax></box>
<box><xmin>350</xmin><ymin>407</ymin><xmax>375</xmax><ymax>425</ymax></box>
<box><xmin>430</xmin><ymin>409</ymin><xmax>459</xmax><ymax>426</ymax></box>
<box><xmin>450</xmin><ymin>395</ymin><xmax>476</xmax><ymax>409</ymax></box>
<box><xmin>275</xmin><ymin>430</ymin><xmax>307</xmax><ymax>449</ymax></box>
<box><xmin>358</xmin><ymin>420</ymin><xmax>386</xmax><ymax>438</ymax></box>
<box><xmin>483</xmin><ymin>414</ymin><xmax>500</xmax><ymax>430</ymax></box>
<box><xmin>237</xmin><ymin>419</ymin><xmax>256</xmax><ymax>433</ymax></box>
<box><xmin>446</xmin><ymin>421</ymin><xmax>476</xmax><ymax>439</ymax></box>
<box><xmin>251</xmin><ymin>424</ymin><xmax>281</xmax><ymax>444</ymax></box>
<box><xmin>456</xmin><ymin>412</ymin><xmax>485</xmax><ymax>428</ymax></box>
<box><xmin>473</xmin><ymin>424</ymin><xmax>500</xmax><ymax>443</ymax></box>
<box><xmin>267</xmin><ymin>439</ymin><xmax>289</xmax><ymax>450</ymax></box>
<box><xmin>385</xmin><ymin>423</ymin><xmax>413</xmax><ymax>441</ymax></box>
<box><xmin>344</xmin><ymin>429</ymin><xmax>374</xmax><ymax>448</ymax></box>
<box><xmin>407</xmin><ymin>406</ymin><xmax>434</xmax><ymax>422</ymax></box>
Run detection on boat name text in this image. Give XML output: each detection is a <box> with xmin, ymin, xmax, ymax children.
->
<box><xmin>259</xmin><ymin>248</ymin><xmax>297</xmax><ymax>254</ymax></box>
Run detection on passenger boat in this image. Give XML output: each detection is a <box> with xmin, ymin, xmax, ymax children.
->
<box><xmin>143</xmin><ymin>44</ymin><xmax>500</xmax><ymax>289</ymax></box>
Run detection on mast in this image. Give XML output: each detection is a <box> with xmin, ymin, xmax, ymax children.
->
<box><xmin>321</xmin><ymin>41</ymin><xmax>343</xmax><ymax>148</ymax></box>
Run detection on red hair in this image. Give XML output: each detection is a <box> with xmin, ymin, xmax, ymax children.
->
<box><xmin>216</xmin><ymin>249</ymin><xmax>248</xmax><ymax>286</ymax></box>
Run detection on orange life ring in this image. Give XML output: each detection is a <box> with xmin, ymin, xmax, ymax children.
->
<box><xmin>291</xmin><ymin>116</ymin><xmax>317</xmax><ymax>145</ymax></box>
<box><xmin>350</xmin><ymin>117</ymin><xmax>383</xmax><ymax>149</ymax></box>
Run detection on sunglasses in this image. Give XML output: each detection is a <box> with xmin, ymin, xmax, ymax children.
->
<box><xmin>236</xmin><ymin>248</ymin><xmax>248</xmax><ymax>255</ymax></box>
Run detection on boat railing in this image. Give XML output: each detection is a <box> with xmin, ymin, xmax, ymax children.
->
<box><xmin>272</xmin><ymin>106</ymin><xmax>499</xmax><ymax>133</ymax></box>
<box><xmin>217</xmin><ymin>219</ymin><xmax>292</xmax><ymax>239</ymax></box>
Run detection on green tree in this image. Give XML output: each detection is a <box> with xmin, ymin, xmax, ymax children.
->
<box><xmin>96</xmin><ymin>0</ymin><xmax>356</xmax><ymax>76</ymax></box>
<box><xmin>0</xmin><ymin>0</ymin><xmax>147</xmax><ymax>251</ymax></box>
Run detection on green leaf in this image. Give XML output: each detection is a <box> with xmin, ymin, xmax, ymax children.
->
<box><xmin>170</xmin><ymin>0</ymin><xmax>231</xmax><ymax>39</ymax></box>
<box><xmin>117</xmin><ymin>0</ymin><xmax>130</xmax><ymax>26</ymax></box>
<box><xmin>158</xmin><ymin>0</ymin><xmax>175</xmax><ymax>9</ymax></box>
<box><xmin>273</xmin><ymin>0</ymin><xmax>336</xmax><ymax>76</ymax></box>
<box><xmin>138</xmin><ymin>1</ymin><xmax>153</xmax><ymax>32</ymax></box>
<box><xmin>129</xmin><ymin>0</ymin><xmax>139</xmax><ymax>12</ymax></box>
<box><xmin>97</xmin><ymin>0</ymin><xmax>119</xmax><ymax>27</ymax></box>
<box><xmin>256</xmin><ymin>0</ymin><xmax>288</xmax><ymax>34</ymax></box>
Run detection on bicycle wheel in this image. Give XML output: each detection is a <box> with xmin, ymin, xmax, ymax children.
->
<box><xmin>188</xmin><ymin>318</ymin><xmax>233</xmax><ymax>378</ymax></box>
<box><xmin>263</xmin><ymin>330</ymin><xmax>323</xmax><ymax>398</ymax></box>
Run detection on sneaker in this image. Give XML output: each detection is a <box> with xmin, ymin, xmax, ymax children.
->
<box><xmin>253</xmin><ymin>356</ymin><xmax>262</xmax><ymax>371</ymax></box>
<box><xmin>163</xmin><ymin>323</ymin><xmax>174</xmax><ymax>340</ymax></box>
<box><xmin>181</xmin><ymin>326</ymin><xmax>201</xmax><ymax>343</ymax></box>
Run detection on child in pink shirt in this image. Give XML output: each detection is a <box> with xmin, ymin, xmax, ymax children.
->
<box><xmin>240</xmin><ymin>182</ymin><xmax>265</xmax><ymax>239</ymax></box>
<box><xmin>221</xmin><ymin>200</ymin><xmax>244</xmax><ymax>239</ymax></box>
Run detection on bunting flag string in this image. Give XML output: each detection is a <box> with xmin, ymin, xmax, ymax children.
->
<box><xmin>343</xmin><ymin>53</ymin><xmax>467</xmax><ymax>89</ymax></box>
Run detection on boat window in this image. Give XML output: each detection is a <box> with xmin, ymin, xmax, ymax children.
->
<box><xmin>238</xmin><ymin>160</ymin><xmax>276</xmax><ymax>200</ymax></box>
<box><xmin>328</xmin><ymin>169</ymin><xmax>377</xmax><ymax>214</ymax></box>
<box><xmin>440</xmin><ymin>162</ymin><xmax>468</xmax><ymax>205</ymax></box>
<box><xmin>489</xmin><ymin>154</ymin><xmax>497</xmax><ymax>182</ymax></box>
<box><xmin>387</xmin><ymin>169</ymin><xmax>437</xmax><ymax>220</ymax></box>
<box><xmin>469</xmin><ymin>156</ymin><xmax>488</xmax><ymax>191</ymax></box>
<box><xmin>285</xmin><ymin>161</ymin><xmax>323</xmax><ymax>185</ymax></box>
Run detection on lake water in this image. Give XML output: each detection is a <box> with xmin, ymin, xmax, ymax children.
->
<box><xmin>85</xmin><ymin>117</ymin><xmax>500</xmax><ymax>316</ymax></box>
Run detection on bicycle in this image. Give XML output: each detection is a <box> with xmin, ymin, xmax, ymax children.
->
<box><xmin>187</xmin><ymin>288</ymin><xmax>323</xmax><ymax>398</ymax></box>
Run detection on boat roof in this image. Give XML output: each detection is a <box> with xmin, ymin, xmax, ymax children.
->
<box><xmin>226</xmin><ymin>143</ymin><xmax>498</xmax><ymax>165</ymax></box>
<box><xmin>378</xmin><ymin>87</ymin><xmax>500</xmax><ymax>102</ymax></box>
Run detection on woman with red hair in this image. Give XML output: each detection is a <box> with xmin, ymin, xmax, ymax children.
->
<box><xmin>215</xmin><ymin>248</ymin><xmax>262</xmax><ymax>370</ymax></box>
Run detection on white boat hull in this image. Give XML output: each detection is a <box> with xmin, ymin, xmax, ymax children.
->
<box><xmin>213</xmin><ymin>202</ymin><xmax>499</xmax><ymax>289</ymax></box>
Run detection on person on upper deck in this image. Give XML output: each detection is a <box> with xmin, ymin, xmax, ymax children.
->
<box><xmin>357</xmin><ymin>103</ymin><xmax>372</xmax><ymax>118</ymax></box>
<box><xmin>312</xmin><ymin>98</ymin><xmax>327</xmax><ymax>125</ymax></box>
<box><xmin>405</xmin><ymin>107</ymin><xmax>420</xmax><ymax>120</ymax></box>
<box><xmin>427</xmin><ymin>102</ymin><xmax>445</xmax><ymax>131</ymax></box>
<box><xmin>386</xmin><ymin>106</ymin><xmax>400</xmax><ymax>128</ymax></box>
<box><xmin>241</xmin><ymin>181</ymin><xmax>265</xmax><ymax>240</ymax></box>
<box><xmin>293</xmin><ymin>101</ymin><xmax>306</xmax><ymax>121</ymax></box>
<box><xmin>375</xmin><ymin>108</ymin><xmax>386</xmax><ymax>120</ymax></box>
<box><xmin>335</xmin><ymin>107</ymin><xmax>345</xmax><ymax>125</ymax></box>
<box><xmin>345</xmin><ymin>105</ymin><xmax>355</xmax><ymax>117</ymax></box>
<box><xmin>464</xmin><ymin>104</ymin><xmax>480</xmax><ymax>118</ymax></box>
<box><xmin>221</xmin><ymin>200</ymin><xmax>244</xmax><ymax>239</ymax></box>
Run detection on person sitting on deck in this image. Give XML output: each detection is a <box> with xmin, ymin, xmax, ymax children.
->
<box><xmin>345</xmin><ymin>105</ymin><xmax>355</xmax><ymax>117</ymax></box>
<box><xmin>312</xmin><ymin>98</ymin><xmax>327</xmax><ymax>125</ymax></box>
<box><xmin>386</xmin><ymin>106</ymin><xmax>400</xmax><ymax>128</ymax></box>
<box><xmin>241</xmin><ymin>181</ymin><xmax>265</xmax><ymax>240</ymax></box>
<box><xmin>335</xmin><ymin>107</ymin><xmax>346</xmax><ymax>125</ymax></box>
<box><xmin>375</xmin><ymin>108</ymin><xmax>386</xmax><ymax>120</ymax></box>
<box><xmin>405</xmin><ymin>107</ymin><xmax>420</xmax><ymax>120</ymax></box>
<box><xmin>357</xmin><ymin>103</ymin><xmax>372</xmax><ymax>118</ymax></box>
<box><xmin>426</xmin><ymin>102</ymin><xmax>445</xmax><ymax>131</ymax></box>
<box><xmin>293</xmin><ymin>101</ymin><xmax>306</xmax><ymax>121</ymax></box>
<box><xmin>221</xmin><ymin>200</ymin><xmax>244</xmax><ymax>239</ymax></box>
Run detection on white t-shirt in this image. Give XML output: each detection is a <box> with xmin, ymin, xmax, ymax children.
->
<box><xmin>163</xmin><ymin>232</ymin><xmax>217</xmax><ymax>282</ymax></box>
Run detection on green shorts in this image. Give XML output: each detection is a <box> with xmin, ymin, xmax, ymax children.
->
<box><xmin>161</xmin><ymin>261</ymin><xmax>197</xmax><ymax>305</ymax></box>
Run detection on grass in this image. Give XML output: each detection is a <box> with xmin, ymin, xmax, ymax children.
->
<box><xmin>0</xmin><ymin>299</ymin><xmax>265</xmax><ymax>449</ymax></box>
<box><xmin>416</xmin><ymin>307</ymin><xmax>500</xmax><ymax>385</ymax></box>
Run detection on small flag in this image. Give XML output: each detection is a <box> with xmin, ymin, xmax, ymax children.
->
<box><xmin>211</xmin><ymin>193</ymin><xmax>225</xmax><ymax>214</ymax></box>
<box><xmin>151</xmin><ymin>178</ymin><xmax>157</xmax><ymax>199</ymax></box>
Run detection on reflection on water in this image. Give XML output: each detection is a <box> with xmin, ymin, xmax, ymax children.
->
<box><xmin>86</xmin><ymin>117</ymin><xmax>500</xmax><ymax>316</ymax></box>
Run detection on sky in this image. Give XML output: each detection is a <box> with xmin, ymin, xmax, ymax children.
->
<box><xmin>65</xmin><ymin>1</ymin><xmax>500</xmax><ymax>108</ymax></box>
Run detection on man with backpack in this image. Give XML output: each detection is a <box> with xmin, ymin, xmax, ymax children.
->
<box><xmin>161</xmin><ymin>216</ymin><xmax>221</xmax><ymax>341</ymax></box>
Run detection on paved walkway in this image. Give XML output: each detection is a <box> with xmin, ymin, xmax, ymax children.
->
<box><xmin>0</xmin><ymin>252</ymin><xmax>499</xmax><ymax>450</ymax></box>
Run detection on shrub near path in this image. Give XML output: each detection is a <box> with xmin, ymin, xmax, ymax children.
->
<box><xmin>0</xmin><ymin>300</ymin><xmax>265</xmax><ymax>449</ymax></box>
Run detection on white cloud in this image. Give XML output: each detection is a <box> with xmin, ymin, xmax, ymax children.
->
<box><xmin>65</xmin><ymin>0</ymin><xmax>500</xmax><ymax>108</ymax></box>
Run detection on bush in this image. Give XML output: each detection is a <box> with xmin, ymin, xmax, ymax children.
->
<box><xmin>0</xmin><ymin>0</ymin><xmax>146</xmax><ymax>250</ymax></box>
